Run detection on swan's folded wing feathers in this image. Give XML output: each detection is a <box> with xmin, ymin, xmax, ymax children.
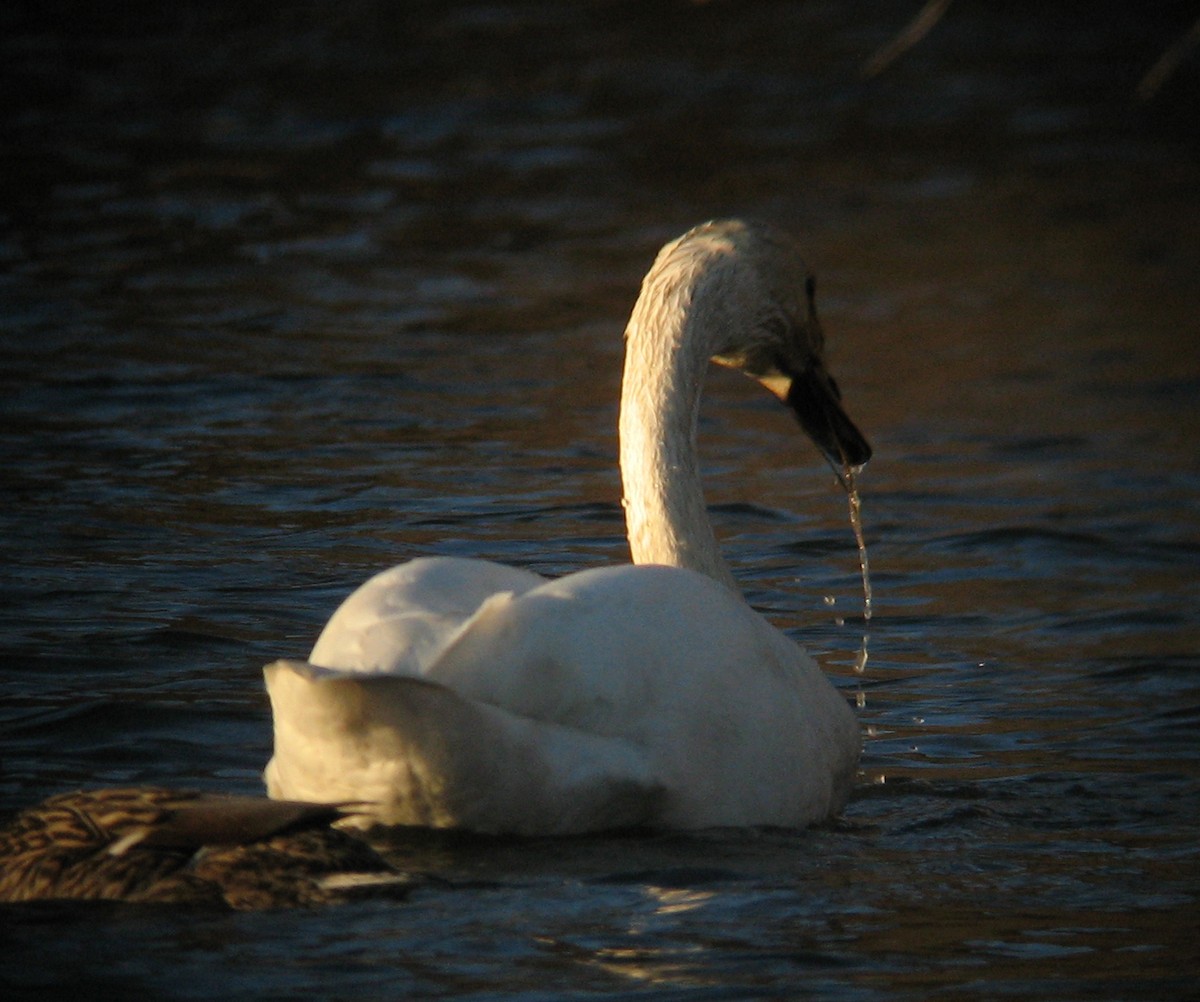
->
<box><xmin>422</xmin><ymin>564</ymin><xmax>798</xmax><ymax>731</ymax></box>
<box><xmin>412</xmin><ymin>565</ymin><xmax>858</xmax><ymax>827</ymax></box>
<box><xmin>263</xmin><ymin>659</ymin><xmax>665</xmax><ymax>834</ymax></box>
<box><xmin>309</xmin><ymin>557</ymin><xmax>545</xmax><ymax>674</ymax></box>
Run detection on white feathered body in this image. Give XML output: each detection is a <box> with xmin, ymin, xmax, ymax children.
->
<box><xmin>264</xmin><ymin>557</ymin><xmax>859</xmax><ymax>834</ymax></box>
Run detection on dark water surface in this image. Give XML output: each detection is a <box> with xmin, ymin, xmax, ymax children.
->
<box><xmin>2</xmin><ymin>2</ymin><xmax>1198</xmax><ymax>998</ymax></box>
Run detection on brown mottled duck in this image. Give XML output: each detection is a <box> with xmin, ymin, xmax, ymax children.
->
<box><xmin>0</xmin><ymin>787</ymin><xmax>415</xmax><ymax>909</ymax></box>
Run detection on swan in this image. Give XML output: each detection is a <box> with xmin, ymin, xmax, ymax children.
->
<box><xmin>263</xmin><ymin>219</ymin><xmax>872</xmax><ymax>835</ymax></box>
<box><xmin>0</xmin><ymin>787</ymin><xmax>415</xmax><ymax>908</ymax></box>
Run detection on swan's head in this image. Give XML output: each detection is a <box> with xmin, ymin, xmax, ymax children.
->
<box><xmin>641</xmin><ymin>219</ymin><xmax>872</xmax><ymax>472</ymax></box>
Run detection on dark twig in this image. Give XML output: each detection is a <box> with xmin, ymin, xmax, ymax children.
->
<box><xmin>862</xmin><ymin>0</ymin><xmax>954</xmax><ymax>78</ymax></box>
<box><xmin>1137</xmin><ymin>13</ymin><xmax>1200</xmax><ymax>99</ymax></box>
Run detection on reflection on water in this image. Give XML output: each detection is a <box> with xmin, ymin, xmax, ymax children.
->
<box><xmin>1</xmin><ymin>1</ymin><xmax>1198</xmax><ymax>998</ymax></box>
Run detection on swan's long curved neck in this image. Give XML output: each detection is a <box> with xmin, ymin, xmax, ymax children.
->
<box><xmin>619</xmin><ymin>266</ymin><xmax>738</xmax><ymax>590</ymax></box>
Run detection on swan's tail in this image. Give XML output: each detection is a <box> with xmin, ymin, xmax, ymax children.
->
<box><xmin>262</xmin><ymin>659</ymin><xmax>663</xmax><ymax>835</ymax></box>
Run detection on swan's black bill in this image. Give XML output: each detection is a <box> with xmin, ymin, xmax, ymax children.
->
<box><xmin>785</xmin><ymin>366</ymin><xmax>872</xmax><ymax>472</ymax></box>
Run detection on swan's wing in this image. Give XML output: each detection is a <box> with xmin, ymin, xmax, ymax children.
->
<box><xmin>424</xmin><ymin>563</ymin><xmax>808</xmax><ymax>728</ymax></box>
<box><xmin>309</xmin><ymin>557</ymin><xmax>546</xmax><ymax>674</ymax></box>
<box><xmin>419</xmin><ymin>563</ymin><xmax>861</xmax><ymax>827</ymax></box>
<box><xmin>263</xmin><ymin>659</ymin><xmax>665</xmax><ymax>834</ymax></box>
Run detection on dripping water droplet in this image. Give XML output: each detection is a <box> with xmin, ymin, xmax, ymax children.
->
<box><xmin>842</xmin><ymin>463</ymin><xmax>871</xmax><ymax>679</ymax></box>
<box><xmin>844</xmin><ymin>465</ymin><xmax>872</xmax><ymax>623</ymax></box>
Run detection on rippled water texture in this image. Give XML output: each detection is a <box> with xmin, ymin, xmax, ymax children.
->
<box><xmin>1</xmin><ymin>2</ymin><xmax>1198</xmax><ymax>998</ymax></box>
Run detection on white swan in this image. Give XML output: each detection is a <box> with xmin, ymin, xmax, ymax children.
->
<box><xmin>263</xmin><ymin>219</ymin><xmax>872</xmax><ymax>835</ymax></box>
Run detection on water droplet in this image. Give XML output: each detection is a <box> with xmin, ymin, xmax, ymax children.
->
<box><xmin>842</xmin><ymin>465</ymin><xmax>872</xmax><ymax>624</ymax></box>
<box><xmin>853</xmin><ymin>634</ymin><xmax>869</xmax><ymax>674</ymax></box>
<box><xmin>841</xmin><ymin>464</ymin><xmax>872</xmax><ymax>685</ymax></box>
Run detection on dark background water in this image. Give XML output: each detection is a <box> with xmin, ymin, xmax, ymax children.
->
<box><xmin>1</xmin><ymin>2</ymin><xmax>1198</xmax><ymax>998</ymax></box>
